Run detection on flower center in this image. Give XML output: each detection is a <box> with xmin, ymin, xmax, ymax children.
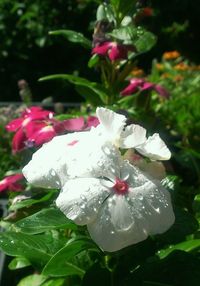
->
<box><xmin>113</xmin><ymin>178</ymin><xmax>129</xmax><ymax>195</ymax></box>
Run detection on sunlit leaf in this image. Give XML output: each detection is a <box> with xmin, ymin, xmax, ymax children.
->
<box><xmin>49</xmin><ymin>30</ymin><xmax>91</xmax><ymax>49</ymax></box>
<box><xmin>157</xmin><ymin>239</ymin><xmax>200</xmax><ymax>259</ymax></box>
<box><xmin>8</xmin><ymin>257</ymin><xmax>31</xmax><ymax>270</ymax></box>
<box><xmin>15</xmin><ymin>207</ymin><xmax>77</xmax><ymax>234</ymax></box>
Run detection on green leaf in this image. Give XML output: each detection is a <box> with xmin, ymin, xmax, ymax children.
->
<box><xmin>88</xmin><ymin>54</ymin><xmax>99</xmax><ymax>68</ymax></box>
<box><xmin>109</xmin><ymin>25</ymin><xmax>156</xmax><ymax>53</ymax></box>
<box><xmin>17</xmin><ymin>274</ymin><xmax>47</xmax><ymax>286</ymax></box>
<box><xmin>0</xmin><ymin>232</ymin><xmax>51</xmax><ymax>268</ymax></box>
<box><xmin>49</xmin><ymin>30</ymin><xmax>91</xmax><ymax>49</ymax></box>
<box><xmin>9</xmin><ymin>191</ymin><xmax>56</xmax><ymax>211</ymax></box>
<box><xmin>8</xmin><ymin>257</ymin><xmax>31</xmax><ymax>270</ymax></box>
<box><xmin>157</xmin><ymin>239</ymin><xmax>200</xmax><ymax>259</ymax></box>
<box><xmin>39</xmin><ymin>74</ymin><xmax>108</xmax><ymax>104</ymax></box>
<box><xmin>135</xmin><ymin>31</ymin><xmax>157</xmax><ymax>53</ymax></box>
<box><xmin>42</xmin><ymin>237</ymin><xmax>97</xmax><ymax>277</ymax></box>
<box><xmin>96</xmin><ymin>3</ymin><xmax>116</xmax><ymax>23</ymax></box>
<box><xmin>15</xmin><ymin>207</ymin><xmax>77</xmax><ymax>234</ymax></box>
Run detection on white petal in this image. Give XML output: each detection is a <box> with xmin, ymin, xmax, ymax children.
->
<box><xmin>66</xmin><ymin>140</ymin><xmax>122</xmax><ymax>181</ymax></box>
<box><xmin>96</xmin><ymin>107</ymin><xmax>127</xmax><ymax>146</ymax></box>
<box><xmin>22</xmin><ymin>132</ymin><xmax>88</xmax><ymax>188</ymax></box>
<box><xmin>56</xmin><ymin>178</ymin><xmax>110</xmax><ymax>225</ymax></box>
<box><xmin>120</xmin><ymin>124</ymin><xmax>147</xmax><ymax>148</ymax></box>
<box><xmin>87</xmin><ymin>194</ymin><xmax>148</xmax><ymax>252</ymax></box>
<box><xmin>124</xmin><ymin>161</ymin><xmax>175</xmax><ymax>235</ymax></box>
<box><xmin>135</xmin><ymin>133</ymin><xmax>171</xmax><ymax>160</ymax></box>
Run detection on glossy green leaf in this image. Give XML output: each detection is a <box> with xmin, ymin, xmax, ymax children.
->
<box><xmin>96</xmin><ymin>3</ymin><xmax>115</xmax><ymax>23</ymax></box>
<box><xmin>157</xmin><ymin>239</ymin><xmax>200</xmax><ymax>259</ymax></box>
<box><xmin>8</xmin><ymin>257</ymin><xmax>31</xmax><ymax>270</ymax></box>
<box><xmin>110</xmin><ymin>25</ymin><xmax>156</xmax><ymax>53</ymax></box>
<box><xmin>0</xmin><ymin>232</ymin><xmax>51</xmax><ymax>268</ymax></box>
<box><xmin>9</xmin><ymin>191</ymin><xmax>56</xmax><ymax>211</ymax></box>
<box><xmin>15</xmin><ymin>207</ymin><xmax>77</xmax><ymax>234</ymax></box>
<box><xmin>39</xmin><ymin>74</ymin><xmax>108</xmax><ymax>103</ymax></box>
<box><xmin>17</xmin><ymin>274</ymin><xmax>47</xmax><ymax>286</ymax></box>
<box><xmin>42</xmin><ymin>237</ymin><xmax>97</xmax><ymax>277</ymax></box>
<box><xmin>49</xmin><ymin>30</ymin><xmax>91</xmax><ymax>49</ymax></box>
<box><xmin>135</xmin><ymin>31</ymin><xmax>157</xmax><ymax>53</ymax></box>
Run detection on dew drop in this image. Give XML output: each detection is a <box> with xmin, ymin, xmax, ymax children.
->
<box><xmin>93</xmin><ymin>207</ymin><xmax>97</xmax><ymax>212</ymax></box>
<box><xmin>80</xmin><ymin>195</ymin><xmax>87</xmax><ymax>201</ymax></box>
<box><xmin>102</xmin><ymin>146</ymin><xmax>111</xmax><ymax>155</ymax></box>
<box><xmin>110</xmin><ymin>230</ymin><xmax>115</xmax><ymax>234</ymax></box>
<box><xmin>50</xmin><ymin>169</ymin><xmax>56</xmax><ymax>176</ymax></box>
<box><xmin>11</xmin><ymin>240</ymin><xmax>14</xmax><ymax>244</ymax></box>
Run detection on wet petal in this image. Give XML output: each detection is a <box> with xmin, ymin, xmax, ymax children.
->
<box><xmin>120</xmin><ymin>124</ymin><xmax>147</xmax><ymax>148</ymax></box>
<box><xmin>136</xmin><ymin>133</ymin><xmax>171</xmax><ymax>160</ymax></box>
<box><xmin>56</xmin><ymin>178</ymin><xmax>110</xmax><ymax>225</ymax></box>
<box><xmin>87</xmin><ymin>194</ymin><xmax>148</xmax><ymax>252</ymax></box>
<box><xmin>96</xmin><ymin>107</ymin><xmax>127</xmax><ymax>146</ymax></box>
<box><xmin>6</xmin><ymin>118</ymin><xmax>23</xmax><ymax>132</ymax></box>
<box><xmin>22</xmin><ymin>132</ymin><xmax>88</xmax><ymax>188</ymax></box>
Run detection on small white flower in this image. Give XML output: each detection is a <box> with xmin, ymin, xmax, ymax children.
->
<box><xmin>56</xmin><ymin>156</ymin><xmax>175</xmax><ymax>252</ymax></box>
<box><xmin>94</xmin><ymin>107</ymin><xmax>171</xmax><ymax>160</ymax></box>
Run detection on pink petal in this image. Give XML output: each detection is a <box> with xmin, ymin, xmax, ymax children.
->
<box><xmin>29</xmin><ymin>126</ymin><xmax>56</xmax><ymax>146</ymax></box>
<box><xmin>85</xmin><ymin>116</ymin><xmax>100</xmax><ymax>128</ymax></box>
<box><xmin>141</xmin><ymin>82</ymin><xmax>155</xmax><ymax>91</ymax></box>
<box><xmin>25</xmin><ymin>121</ymin><xmax>47</xmax><ymax>138</ymax></box>
<box><xmin>0</xmin><ymin>174</ymin><xmax>23</xmax><ymax>192</ymax></box>
<box><xmin>154</xmin><ymin>85</ymin><xmax>170</xmax><ymax>99</ymax></box>
<box><xmin>6</xmin><ymin>118</ymin><xmax>24</xmax><ymax>132</ymax></box>
<box><xmin>62</xmin><ymin>117</ymin><xmax>85</xmax><ymax>131</ymax></box>
<box><xmin>92</xmin><ymin>42</ymin><xmax>112</xmax><ymax>56</ymax></box>
<box><xmin>109</xmin><ymin>44</ymin><xmax>128</xmax><ymax>61</ymax></box>
<box><xmin>12</xmin><ymin>129</ymin><xmax>27</xmax><ymax>152</ymax></box>
<box><xmin>121</xmin><ymin>83</ymin><xmax>139</xmax><ymax>96</ymax></box>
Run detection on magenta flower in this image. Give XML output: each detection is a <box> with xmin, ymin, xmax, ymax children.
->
<box><xmin>0</xmin><ymin>174</ymin><xmax>24</xmax><ymax>193</ymax></box>
<box><xmin>92</xmin><ymin>41</ymin><xmax>134</xmax><ymax>61</ymax></box>
<box><xmin>121</xmin><ymin>78</ymin><xmax>170</xmax><ymax>99</ymax></box>
<box><xmin>6</xmin><ymin>106</ymin><xmax>54</xmax><ymax>152</ymax></box>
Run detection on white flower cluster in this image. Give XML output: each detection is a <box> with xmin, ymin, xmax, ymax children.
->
<box><xmin>23</xmin><ymin>107</ymin><xmax>175</xmax><ymax>252</ymax></box>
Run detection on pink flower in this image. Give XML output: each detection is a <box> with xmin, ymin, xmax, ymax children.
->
<box><xmin>121</xmin><ymin>78</ymin><xmax>170</xmax><ymax>99</ymax></box>
<box><xmin>92</xmin><ymin>41</ymin><xmax>134</xmax><ymax>61</ymax></box>
<box><xmin>0</xmin><ymin>174</ymin><xmax>24</xmax><ymax>193</ymax></box>
<box><xmin>6</xmin><ymin>106</ymin><xmax>54</xmax><ymax>152</ymax></box>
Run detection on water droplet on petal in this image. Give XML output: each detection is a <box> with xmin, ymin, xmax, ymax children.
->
<box><xmin>102</xmin><ymin>146</ymin><xmax>111</xmax><ymax>155</ymax></box>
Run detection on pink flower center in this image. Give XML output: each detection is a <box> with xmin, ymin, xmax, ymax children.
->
<box><xmin>113</xmin><ymin>178</ymin><xmax>129</xmax><ymax>195</ymax></box>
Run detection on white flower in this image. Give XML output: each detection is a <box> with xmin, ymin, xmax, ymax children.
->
<box><xmin>22</xmin><ymin>107</ymin><xmax>174</xmax><ymax>252</ymax></box>
<box><xmin>94</xmin><ymin>107</ymin><xmax>171</xmax><ymax>160</ymax></box>
<box><xmin>56</xmin><ymin>152</ymin><xmax>175</xmax><ymax>252</ymax></box>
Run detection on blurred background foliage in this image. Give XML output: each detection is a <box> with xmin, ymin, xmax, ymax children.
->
<box><xmin>0</xmin><ymin>0</ymin><xmax>200</xmax><ymax>102</ymax></box>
